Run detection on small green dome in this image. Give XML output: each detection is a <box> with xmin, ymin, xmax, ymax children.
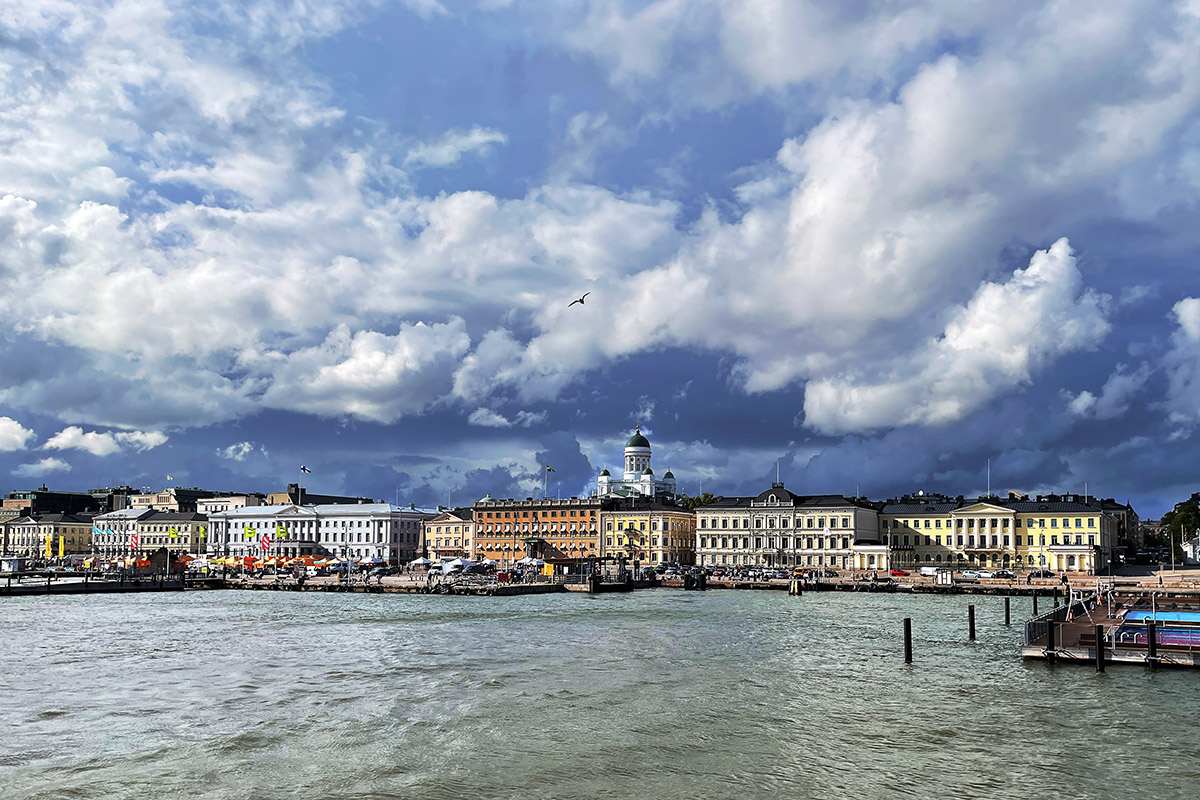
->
<box><xmin>626</xmin><ymin>423</ymin><xmax>650</xmax><ymax>449</ymax></box>
<box><xmin>642</xmin><ymin>466</ymin><xmax>654</xmax><ymax>475</ymax></box>
<box><xmin>663</xmin><ymin>468</ymin><xmax>675</xmax><ymax>479</ymax></box>
<box><xmin>599</xmin><ymin>467</ymin><xmax>610</xmax><ymax>477</ymax></box>
<box><xmin>479</xmin><ymin>493</ymin><xmax>493</xmax><ymax>503</ymax></box>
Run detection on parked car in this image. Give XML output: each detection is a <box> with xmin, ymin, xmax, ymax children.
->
<box><xmin>712</xmin><ymin>568</ymin><xmax>726</xmax><ymax>577</ymax></box>
<box><xmin>994</xmin><ymin>569</ymin><xmax>1016</xmax><ymax>579</ymax></box>
<box><xmin>975</xmin><ymin>570</ymin><xmax>995</xmax><ymax>579</ymax></box>
<box><xmin>889</xmin><ymin>569</ymin><xmax>910</xmax><ymax>576</ymax></box>
<box><xmin>960</xmin><ymin>570</ymin><xmax>982</xmax><ymax>579</ymax></box>
<box><xmin>1028</xmin><ymin>569</ymin><xmax>1056</xmax><ymax>579</ymax></box>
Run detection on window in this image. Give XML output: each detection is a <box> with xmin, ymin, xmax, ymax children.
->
<box><xmin>935</xmin><ymin>519</ymin><xmax>942</xmax><ymax>529</ymax></box>
<box><xmin>1088</xmin><ymin>535</ymin><xmax>1095</xmax><ymax>546</ymax></box>
<box><xmin>1051</xmin><ymin>535</ymin><xmax>1058</xmax><ymax>545</ymax></box>
<box><xmin>923</xmin><ymin>520</ymin><xmax>930</xmax><ymax>529</ymax></box>
<box><xmin>806</xmin><ymin>518</ymin><xmax>814</xmax><ymax>528</ymax></box>
<box><xmin>842</xmin><ymin>517</ymin><xmax>851</xmax><ymax>528</ymax></box>
<box><xmin>1088</xmin><ymin>517</ymin><xmax>1095</xmax><ymax>528</ymax></box>
<box><xmin>1050</xmin><ymin>519</ymin><xmax>1057</xmax><ymax>528</ymax></box>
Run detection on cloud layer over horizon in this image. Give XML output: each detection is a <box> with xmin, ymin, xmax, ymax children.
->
<box><xmin>1</xmin><ymin>0</ymin><xmax>1199</xmax><ymax>516</ymax></box>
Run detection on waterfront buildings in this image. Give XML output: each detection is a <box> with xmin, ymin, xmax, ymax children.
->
<box><xmin>206</xmin><ymin>503</ymin><xmax>434</xmax><ymax>563</ymax></box>
<box><xmin>878</xmin><ymin>492</ymin><xmax>1117</xmax><ymax>573</ymax></box>
<box><xmin>424</xmin><ymin>508</ymin><xmax>475</xmax><ymax>561</ymax></box>
<box><xmin>91</xmin><ymin>509</ymin><xmax>153</xmax><ymax>557</ymax></box>
<box><xmin>473</xmin><ymin>495</ymin><xmax>606</xmax><ymax>568</ymax></box>
<box><xmin>135</xmin><ymin>511</ymin><xmax>209</xmax><ymax>557</ymax></box>
<box><xmin>602</xmin><ymin>497</ymin><xmax>695</xmax><ymax>565</ymax></box>
<box><xmin>596</xmin><ymin>426</ymin><xmax>677</xmax><ymax>499</ymax></box>
<box><xmin>3</xmin><ymin>513</ymin><xmax>95</xmax><ymax>558</ymax></box>
<box><xmin>694</xmin><ymin>484</ymin><xmax>880</xmax><ymax>569</ymax></box>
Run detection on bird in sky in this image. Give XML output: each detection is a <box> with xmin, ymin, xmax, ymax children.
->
<box><xmin>300</xmin><ymin>465</ymin><xmax>312</xmax><ymax>474</ymax></box>
<box><xmin>568</xmin><ymin>291</ymin><xmax>590</xmax><ymax>307</ymax></box>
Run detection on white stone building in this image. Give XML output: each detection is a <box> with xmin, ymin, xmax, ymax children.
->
<box><xmin>596</xmin><ymin>425</ymin><xmax>677</xmax><ymax>499</ymax></box>
<box><xmin>206</xmin><ymin>502</ymin><xmax>437</xmax><ymax>564</ymax></box>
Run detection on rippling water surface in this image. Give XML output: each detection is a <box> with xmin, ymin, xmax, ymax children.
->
<box><xmin>1</xmin><ymin>589</ymin><xmax>1196</xmax><ymax>799</ymax></box>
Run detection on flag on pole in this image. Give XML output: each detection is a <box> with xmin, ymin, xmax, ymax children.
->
<box><xmin>58</xmin><ymin>536</ymin><xmax>65</xmax><ymax>558</ymax></box>
<box><xmin>198</xmin><ymin>525</ymin><xmax>206</xmax><ymax>538</ymax></box>
<box><xmin>260</xmin><ymin>533</ymin><xmax>272</xmax><ymax>552</ymax></box>
<box><xmin>45</xmin><ymin>534</ymin><xmax>52</xmax><ymax>559</ymax></box>
<box><xmin>546</xmin><ymin>466</ymin><xmax>555</xmax><ymax>472</ymax></box>
<box><xmin>276</xmin><ymin>523</ymin><xmax>288</xmax><ymax>539</ymax></box>
<box><xmin>129</xmin><ymin>533</ymin><xmax>139</xmax><ymax>551</ymax></box>
<box><xmin>244</xmin><ymin>524</ymin><xmax>254</xmax><ymax>539</ymax></box>
<box><xmin>169</xmin><ymin>527</ymin><xmax>179</xmax><ymax>539</ymax></box>
<box><xmin>300</xmin><ymin>465</ymin><xmax>312</xmax><ymax>474</ymax></box>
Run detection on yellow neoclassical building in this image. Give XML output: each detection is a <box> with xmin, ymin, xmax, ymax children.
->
<box><xmin>873</xmin><ymin>492</ymin><xmax>1115</xmax><ymax>574</ymax></box>
<box><xmin>601</xmin><ymin>498</ymin><xmax>695</xmax><ymax>565</ymax></box>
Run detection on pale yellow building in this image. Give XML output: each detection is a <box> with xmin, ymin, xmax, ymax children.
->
<box><xmin>424</xmin><ymin>508</ymin><xmax>475</xmax><ymax>561</ymax></box>
<box><xmin>872</xmin><ymin>492</ymin><xmax>1115</xmax><ymax>574</ymax></box>
<box><xmin>4</xmin><ymin>513</ymin><xmax>94</xmax><ymax>559</ymax></box>
<box><xmin>602</xmin><ymin>498</ymin><xmax>695</xmax><ymax>565</ymax></box>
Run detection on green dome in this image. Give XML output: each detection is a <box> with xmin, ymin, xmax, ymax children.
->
<box><xmin>663</xmin><ymin>468</ymin><xmax>675</xmax><ymax>479</ymax></box>
<box><xmin>626</xmin><ymin>424</ymin><xmax>650</xmax><ymax>448</ymax></box>
<box><xmin>599</xmin><ymin>467</ymin><xmax>610</xmax><ymax>477</ymax></box>
<box><xmin>642</xmin><ymin>466</ymin><xmax>654</xmax><ymax>475</ymax></box>
<box><xmin>479</xmin><ymin>493</ymin><xmax>493</xmax><ymax>503</ymax></box>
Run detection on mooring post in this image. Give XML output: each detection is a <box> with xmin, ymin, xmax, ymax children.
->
<box><xmin>1032</xmin><ymin>591</ymin><xmax>1038</xmax><ymax>615</ymax></box>
<box><xmin>1095</xmin><ymin>624</ymin><xmax>1105</xmax><ymax>673</ymax></box>
<box><xmin>1147</xmin><ymin>621</ymin><xmax>1158</xmax><ymax>666</ymax></box>
<box><xmin>1053</xmin><ymin>592</ymin><xmax>1060</xmax><ymax>608</ymax></box>
<box><xmin>1046</xmin><ymin>619</ymin><xmax>1057</xmax><ymax>663</ymax></box>
<box><xmin>1005</xmin><ymin>596</ymin><xmax>1011</xmax><ymax>626</ymax></box>
<box><xmin>904</xmin><ymin>617</ymin><xmax>912</xmax><ymax>663</ymax></box>
<box><xmin>968</xmin><ymin>604</ymin><xmax>976</xmax><ymax>640</ymax></box>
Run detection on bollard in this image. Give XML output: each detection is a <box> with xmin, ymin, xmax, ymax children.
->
<box><xmin>968</xmin><ymin>604</ymin><xmax>976</xmax><ymax>640</ymax></box>
<box><xmin>1095</xmin><ymin>624</ymin><xmax>1105</xmax><ymax>673</ymax></box>
<box><xmin>1147</xmin><ymin>622</ymin><xmax>1158</xmax><ymax>666</ymax></box>
<box><xmin>904</xmin><ymin>617</ymin><xmax>912</xmax><ymax>663</ymax></box>
<box><xmin>1046</xmin><ymin>619</ymin><xmax>1057</xmax><ymax>663</ymax></box>
<box><xmin>1053</xmin><ymin>592</ymin><xmax>1060</xmax><ymax>608</ymax></box>
<box><xmin>1005</xmin><ymin>596</ymin><xmax>1011</xmax><ymax>626</ymax></box>
<box><xmin>1032</xmin><ymin>591</ymin><xmax>1038</xmax><ymax>615</ymax></box>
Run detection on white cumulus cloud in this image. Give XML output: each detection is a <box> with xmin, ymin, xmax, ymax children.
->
<box><xmin>802</xmin><ymin>239</ymin><xmax>1111</xmax><ymax>434</ymax></box>
<box><xmin>14</xmin><ymin>457</ymin><xmax>72</xmax><ymax>477</ymax></box>
<box><xmin>43</xmin><ymin>426</ymin><xmax>168</xmax><ymax>457</ymax></box>
<box><xmin>217</xmin><ymin>441</ymin><xmax>267</xmax><ymax>461</ymax></box>
<box><xmin>0</xmin><ymin>417</ymin><xmax>35</xmax><ymax>451</ymax></box>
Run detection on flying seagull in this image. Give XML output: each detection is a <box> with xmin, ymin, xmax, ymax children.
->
<box><xmin>300</xmin><ymin>465</ymin><xmax>312</xmax><ymax>474</ymax></box>
<box><xmin>568</xmin><ymin>291</ymin><xmax>590</xmax><ymax>307</ymax></box>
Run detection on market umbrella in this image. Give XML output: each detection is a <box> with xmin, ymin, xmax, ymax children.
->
<box><xmin>409</xmin><ymin>557</ymin><xmax>432</xmax><ymax>566</ymax></box>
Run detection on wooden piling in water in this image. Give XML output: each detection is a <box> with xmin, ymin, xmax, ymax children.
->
<box><xmin>1032</xmin><ymin>591</ymin><xmax>1038</xmax><ymax>614</ymax></box>
<box><xmin>1147</xmin><ymin>621</ymin><xmax>1158</xmax><ymax>667</ymax></box>
<box><xmin>968</xmin><ymin>604</ymin><xmax>976</xmax><ymax>640</ymax></box>
<box><xmin>1004</xmin><ymin>596</ymin><xmax>1011</xmax><ymax>626</ymax></box>
<box><xmin>1046</xmin><ymin>619</ymin><xmax>1057</xmax><ymax>664</ymax></box>
<box><xmin>903</xmin><ymin>617</ymin><xmax>912</xmax><ymax>663</ymax></box>
<box><xmin>1095</xmin><ymin>624</ymin><xmax>1105</xmax><ymax>673</ymax></box>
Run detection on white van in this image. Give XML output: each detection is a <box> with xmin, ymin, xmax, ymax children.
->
<box><xmin>919</xmin><ymin>566</ymin><xmax>939</xmax><ymax>577</ymax></box>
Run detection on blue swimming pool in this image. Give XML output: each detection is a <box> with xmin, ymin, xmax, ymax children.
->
<box><xmin>1124</xmin><ymin>609</ymin><xmax>1200</xmax><ymax>622</ymax></box>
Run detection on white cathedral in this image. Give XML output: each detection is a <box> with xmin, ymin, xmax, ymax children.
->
<box><xmin>596</xmin><ymin>425</ymin><xmax>677</xmax><ymax>499</ymax></box>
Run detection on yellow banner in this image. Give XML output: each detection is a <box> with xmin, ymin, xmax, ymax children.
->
<box><xmin>276</xmin><ymin>523</ymin><xmax>287</xmax><ymax>539</ymax></box>
<box><xmin>58</xmin><ymin>536</ymin><xmax>65</xmax><ymax>558</ymax></box>
<box><xmin>244</xmin><ymin>524</ymin><xmax>254</xmax><ymax>539</ymax></box>
<box><xmin>44</xmin><ymin>534</ymin><xmax>52</xmax><ymax>558</ymax></box>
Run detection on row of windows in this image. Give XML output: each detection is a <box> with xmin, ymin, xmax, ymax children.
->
<box><xmin>885</xmin><ymin>533</ymin><xmax>1097</xmax><ymax>547</ymax></box>
<box><xmin>698</xmin><ymin>536</ymin><xmax>852</xmax><ymax>550</ymax></box>
<box><xmin>478</xmin><ymin>509</ymin><xmax>597</xmax><ymax>520</ymax></box>
<box><xmin>699</xmin><ymin>516</ymin><xmax>852</xmax><ymax>530</ymax></box>
<box><xmin>885</xmin><ymin>517</ymin><xmax>1097</xmax><ymax>530</ymax></box>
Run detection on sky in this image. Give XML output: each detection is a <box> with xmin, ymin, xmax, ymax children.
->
<box><xmin>2</xmin><ymin>1</ymin><xmax>1200</xmax><ymax>518</ymax></box>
